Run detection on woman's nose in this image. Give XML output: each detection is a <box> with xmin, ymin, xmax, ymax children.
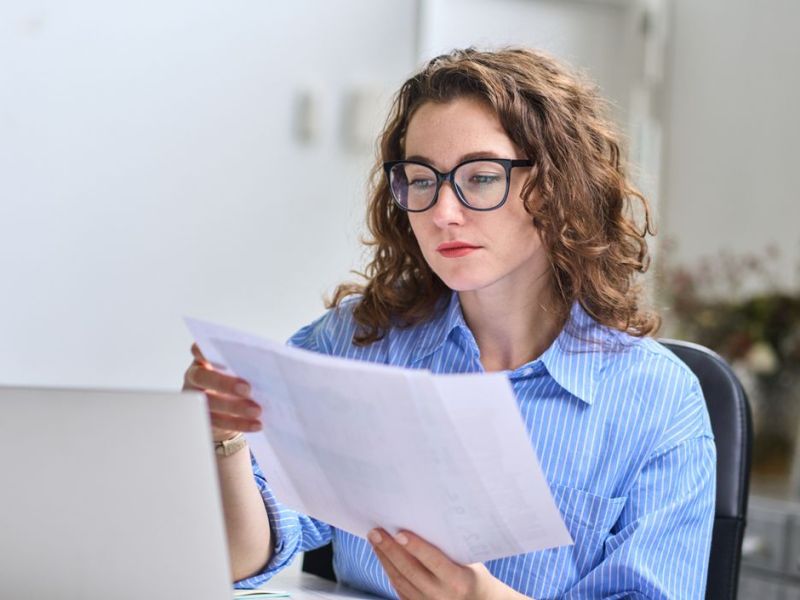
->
<box><xmin>430</xmin><ymin>181</ymin><xmax>466</xmax><ymax>228</ymax></box>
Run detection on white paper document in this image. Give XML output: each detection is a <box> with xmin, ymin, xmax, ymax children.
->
<box><xmin>185</xmin><ymin>317</ymin><xmax>573</xmax><ymax>564</ymax></box>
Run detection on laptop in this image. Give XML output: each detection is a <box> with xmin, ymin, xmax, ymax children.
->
<box><xmin>0</xmin><ymin>386</ymin><xmax>233</xmax><ymax>599</ymax></box>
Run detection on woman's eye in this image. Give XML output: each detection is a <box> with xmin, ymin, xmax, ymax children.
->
<box><xmin>409</xmin><ymin>178</ymin><xmax>435</xmax><ymax>190</ymax></box>
<box><xmin>470</xmin><ymin>174</ymin><xmax>502</xmax><ymax>185</ymax></box>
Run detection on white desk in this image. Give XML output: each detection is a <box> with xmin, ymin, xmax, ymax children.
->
<box><xmin>258</xmin><ymin>569</ymin><xmax>383</xmax><ymax>599</ymax></box>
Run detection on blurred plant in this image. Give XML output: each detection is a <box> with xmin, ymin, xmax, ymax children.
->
<box><xmin>658</xmin><ymin>241</ymin><xmax>800</xmax><ymax>474</ymax></box>
<box><xmin>660</xmin><ymin>242</ymin><xmax>800</xmax><ymax>377</ymax></box>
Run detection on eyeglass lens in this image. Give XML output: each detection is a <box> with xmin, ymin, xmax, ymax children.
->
<box><xmin>389</xmin><ymin>161</ymin><xmax>509</xmax><ymax>211</ymax></box>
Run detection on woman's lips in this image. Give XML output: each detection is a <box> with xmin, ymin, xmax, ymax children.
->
<box><xmin>436</xmin><ymin>242</ymin><xmax>481</xmax><ymax>258</ymax></box>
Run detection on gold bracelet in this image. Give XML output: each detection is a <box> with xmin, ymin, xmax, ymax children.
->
<box><xmin>214</xmin><ymin>432</ymin><xmax>247</xmax><ymax>457</ymax></box>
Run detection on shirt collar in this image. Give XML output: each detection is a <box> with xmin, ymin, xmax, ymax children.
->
<box><xmin>412</xmin><ymin>292</ymin><xmax>614</xmax><ymax>405</ymax></box>
<box><xmin>538</xmin><ymin>302</ymin><xmax>613</xmax><ymax>405</ymax></box>
<box><xmin>411</xmin><ymin>292</ymin><xmax>471</xmax><ymax>363</ymax></box>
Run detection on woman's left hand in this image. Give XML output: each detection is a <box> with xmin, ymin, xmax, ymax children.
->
<box><xmin>368</xmin><ymin>528</ymin><xmax>529</xmax><ymax>600</ymax></box>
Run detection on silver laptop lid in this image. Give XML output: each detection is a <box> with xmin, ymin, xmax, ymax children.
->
<box><xmin>0</xmin><ymin>387</ymin><xmax>232</xmax><ymax>600</ymax></box>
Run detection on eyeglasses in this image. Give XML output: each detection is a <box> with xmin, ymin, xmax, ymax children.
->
<box><xmin>383</xmin><ymin>158</ymin><xmax>533</xmax><ymax>212</ymax></box>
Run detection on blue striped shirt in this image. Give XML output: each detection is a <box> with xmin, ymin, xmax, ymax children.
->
<box><xmin>236</xmin><ymin>292</ymin><xmax>716</xmax><ymax>599</ymax></box>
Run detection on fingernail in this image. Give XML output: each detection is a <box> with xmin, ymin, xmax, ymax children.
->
<box><xmin>368</xmin><ymin>529</ymin><xmax>382</xmax><ymax>544</ymax></box>
<box><xmin>235</xmin><ymin>383</ymin><xmax>250</xmax><ymax>396</ymax></box>
<box><xmin>395</xmin><ymin>532</ymin><xmax>408</xmax><ymax>546</ymax></box>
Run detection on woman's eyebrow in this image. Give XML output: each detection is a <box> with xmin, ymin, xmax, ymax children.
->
<box><xmin>403</xmin><ymin>150</ymin><xmax>507</xmax><ymax>165</ymax></box>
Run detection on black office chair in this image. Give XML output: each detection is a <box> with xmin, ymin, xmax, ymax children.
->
<box><xmin>661</xmin><ymin>339</ymin><xmax>752</xmax><ymax>600</ymax></box>
<box><xmin>302</xmin><ymin>339</ymin><xmax>753</xmax><ymax>599</ymax></box>
<box><xmin>303</xmin><ymin>540</ymin><xmax>336</xmax><ymax>582</ymax></box>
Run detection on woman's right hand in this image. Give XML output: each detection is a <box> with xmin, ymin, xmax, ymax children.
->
<box><xmin>182</xmin><ymin>343</ymin><xmax>263</xmax><ymax>443</ymax></box>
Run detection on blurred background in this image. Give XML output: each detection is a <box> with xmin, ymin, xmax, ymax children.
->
<box><xmin>2</xmin><ymin>0</ymin><xmax>799</xmax><ymax>594</ymax></box>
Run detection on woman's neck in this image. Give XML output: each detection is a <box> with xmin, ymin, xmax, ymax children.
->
<box><xmin>458</xmin><ymin>282</ymin><xmax>564</xmax><ymax>372</ymax></box>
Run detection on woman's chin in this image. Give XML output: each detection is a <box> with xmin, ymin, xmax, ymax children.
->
<box><xmin>438</xmin><ymin>275</ymin><xmax>490</xmax><ymax>293</ymax></box>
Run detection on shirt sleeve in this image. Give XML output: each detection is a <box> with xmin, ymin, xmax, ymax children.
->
<box><xmin>562</xmin><ymin>434</ymin><xmax>716</xmax><ymax>599</ymax></box>
<box><xmin>233</xmin><ymin>452</ymin><xmax>333</xmax><ymax>589</ymax></box>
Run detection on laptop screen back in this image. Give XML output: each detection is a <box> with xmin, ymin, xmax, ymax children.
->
<box><xmin>0</xmin><ymin>387</ymin><xmax>232</xmax><ymax>600</ymax></box>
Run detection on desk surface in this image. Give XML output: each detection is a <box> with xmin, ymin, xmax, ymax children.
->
<box><xmin>260</xmin><ymin>569</ymin><xmax>382</xmax><ymax>599</ymax></box>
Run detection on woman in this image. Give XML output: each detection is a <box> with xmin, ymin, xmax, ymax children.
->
<box><xmin>183</xmin><ymin>48</ymin><xmax>715</xmax><ymax>599</ymax></box>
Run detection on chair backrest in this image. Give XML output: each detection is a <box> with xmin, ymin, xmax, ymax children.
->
<box><xmin>302</xmin><ymin>541</ymin><xmax>336</xmax><ymax>581</ymax></box>
<box><xmin>660</xmin><ymin>339</ymin><xmax>752</xmax><ymax>600</ymax></box>
<box><xmin>303</xmin><ymin>339</ymin><xmax>754</xmax><ymax>598</ymax></box>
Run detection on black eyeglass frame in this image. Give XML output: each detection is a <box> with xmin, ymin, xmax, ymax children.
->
<box><xmin>383</xmin><ymin>158</ymin><xmax>534</xmax><ymax>213</ymax></box>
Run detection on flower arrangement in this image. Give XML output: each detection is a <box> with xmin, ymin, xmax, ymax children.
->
<box><xmin>658</xmin><ymin>243</ymin><xmax>800</xmax><ymax>474</ymax></box>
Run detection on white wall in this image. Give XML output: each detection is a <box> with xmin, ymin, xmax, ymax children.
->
<box><xmin>659</xmin><ymin>0</ymin><xmax>800</xmax><ymax>287</ymax></box>
<box><xmin>0</xmin><ymin>0</ymin><xmax>656</xmax><ymax>391</ymax></box>
<box><xmin>418</xmin><ymin>0</ymin><xmax>643</xmax><ymax>132</ymax></box>
<box><xmin>0</xmin><ymin>0</ymin><xmax>416</xmax><ymax>388</ymax></box>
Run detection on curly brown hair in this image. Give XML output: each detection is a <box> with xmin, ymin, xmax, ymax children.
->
<box><xmin>329</xmin><ymin>47</ymin><xmax>659</xmax><ymax>345</ymax></box>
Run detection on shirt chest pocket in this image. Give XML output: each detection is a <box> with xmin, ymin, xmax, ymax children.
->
<box><xmin>551</xmin><ymin>483</ymin><xmax>626</xmax><ymax>555</ymax></box>
<box><xmin>514</xmin><ymin>485</ymin><xmax>627</xmax><ymax>589</ymax></box>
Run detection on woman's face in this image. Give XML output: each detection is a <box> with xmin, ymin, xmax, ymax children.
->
<box><xmin>404</xmin><ymin>97</ymin><xmax>550</xmax><ymax>297</ymax></box>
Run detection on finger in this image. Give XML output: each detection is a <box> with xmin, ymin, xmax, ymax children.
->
<box><xmin>186</xmin><ymin>363</ymin><xmax>251</xmax><ymax>397</ymax></box>
<box><xmin>191</xmin><ymin>343</ymin><xmax>227</xmax><ymax>371</ymax></box>
<box><xmin>393</xmin><ymin>530</ymin><xmax>462</xmax><ymax>582</ymax></box>
<box><xmin>190</xmin><ymin>343</ymin><xmax>208</xmax><ymax>365</ymax></box>
<box><xmin>372</xmin><ymin>542</ymin><xmax>423</xmax><ymax>600</ymax></box>
<box><xmin>209</xmin><ymin>410</ymin><xmax>262</xmax><ymax>433</ymax></box>
<box><xmin>205</xmin><ymin>389</ymin><xmax>262</xmax><ymax>419</ymax></box>
<box><xmin>368</xmin><ymin>529</ymin><xmax>436</xmax><ymax>594</ymax></box>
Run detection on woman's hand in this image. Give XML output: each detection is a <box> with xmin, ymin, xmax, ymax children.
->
<box><xmin>368</xmin><ymin>528</ymin><xmax>529</xmax><ymax>600</ymax></box>
<box><xmin>182</xmin><ymin>343</ymin><xmax>262</xmax><ymax>443</ymax></box>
